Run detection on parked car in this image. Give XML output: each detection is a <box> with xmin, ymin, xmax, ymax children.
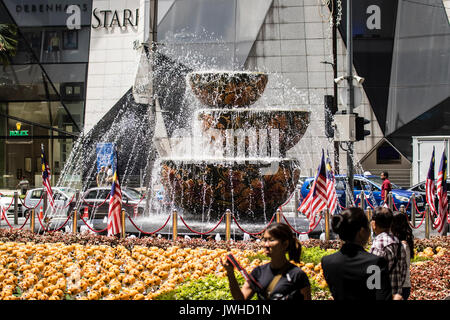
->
<box><xmin>298</xmin><ymin>175</ymin><xmax>424</xmax><ymax>217</ymax></box>
<box><xmin>23</xmin><ymin>187</ymin><xmax>76</xmax><ymax>216</ymax></box>
<box><xmin>81</xmin><ymin>187</ymin><xmax>146</xmax><ymax>218</ymax></box>
<box><xmin>407</xmin><ymin>180</ymin><xmax>450</xmax><ymax>210</ymax></box>
<box><xmin>0</xmin><ymin>195</ymin><xmax>25</xmax><ymax>217</ymax></box>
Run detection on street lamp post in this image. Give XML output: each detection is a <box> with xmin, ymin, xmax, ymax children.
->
<box><xmin>346</xmin><ymin>0</ymin><xmax>354</xmax><ymax>204</ymax></box>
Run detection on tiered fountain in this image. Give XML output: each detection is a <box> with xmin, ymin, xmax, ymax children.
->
<box><xmin>160</xmin><ymin>71</ymin><xmax>310</xmax><ymax>221</ymax></box>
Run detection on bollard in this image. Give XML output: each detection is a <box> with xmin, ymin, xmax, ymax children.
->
<box><xmin>43</xmin><ymin>190</ymin><xmax>48</xmax><ymax>216</ymax></box>
<box><xmin>72</xmin><ymin>210</ymin><xmax>78</xmax><ymax>234</ymax></box>
<box><xmin>366</xmin><ymin>207</ymin><xmax>372</xmax><ymax>243</ymax></box>
<box><xmin>324</xmin><ymin>209</ymin><xmax>330</xmax><ymax>241</ymax></box>
<box><xmin>13</xmin><ymin>192</ymin><xmax>19</xmax><ymax>225</ymax></box>
<box><xmin>276</xmin><ymin>208</ymin><xmax>281</xmax><ymax>224</ymax></box>
<box><xmin>225</xmin><ymin>209</ymin><xmax>231</xmax><ymax>242</ymax></box>
<box><xmin>172</xmin><ymin>209</ymin><xmax>178</xmax><ymax>241</ymax></box>
<box><xmin>388</xmin><ymin>192</ymin><xmax>393</xmax><ymax>211</ymax></box>
<box><xmin>359</xmin><ymin>191</ymin><xmax>365</xmax><ymax>210</ymax></box>
<box><xmin>411</xmin><ymin>194</ymin><xmax>416</xmax><ymax>227</ymax></box>
<box><xmin>425</xmin><ymin>204</ymin><xmax>430</xmax><ymax>239</ymax></box>
<box><xmin>30</xmin><ymin>209</ymin><xmax>35</xmax><ymax>233</ymax></box>
<box><xmin>121</xmin><ymin>209</ymin><xmax>126</xmax><ymax>238</ymax></box>
<box><xmin>294</xmin><ymin>189</ymin><xmax>299</xmax><ymax>218</ymax></box>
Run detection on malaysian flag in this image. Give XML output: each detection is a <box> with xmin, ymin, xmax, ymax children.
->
<box><xmin>41</xmin><ymin>144</ymin><xmax>54</xmax><ymax>208</ymax></box>
<box><xmin>425</xmin><ymin>148</ymin><xmax>437</xmax><ymax>214</ymax></box>
<box><xmin>436</xmin><ymin>151</ymin><xmax>448</xmax><ymax>232</ymax></box>
<box><xmin>298</xmin><ymin>150</ymin><xmax>327</xmax><ymax>224</ymax></box>
<box><xmin>325</xmin><ymin>153</ymin><xmax>338</xmax><ymax>215</ymax></box>
<box><xmin>107</xmin><ymin>170</ymin><xmax>123</xmax><ymax>236</ymax></box>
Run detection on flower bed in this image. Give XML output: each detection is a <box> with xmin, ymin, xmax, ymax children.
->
<box><xmin>0</xmin><ymin>229</ymin><xmax>447</xmax><ymax>300</ymax></box>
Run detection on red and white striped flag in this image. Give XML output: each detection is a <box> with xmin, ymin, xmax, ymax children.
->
<box><xmin>436</xmin><ymin>151</ymin><xmax>448</xmax><ymax>232</ymax></box>
<box><xmin>41</xmin><ymin>144</ymin><xmax>54</xmax><ymax>208</ymax></box>
<box><xmin>298</xmin><ymin>151</ymin><xmax>327</xmax><ymax>225</ymax></box>
<box><xmin>326</xmin><ymin>154</ymin><xmax>338</xmax><ymax>215</ymax></box>
<box><xmin>425</xmin><ymin>148</ymin><xmax>437</xmax><ymax>214</ymax></box>
<box><xmin>107</xmin><ymin>171</ymin><xmax>123</xmax><ymax>236</ymax></box>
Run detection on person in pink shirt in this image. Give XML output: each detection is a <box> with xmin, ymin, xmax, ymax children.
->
<box><xmin>381</xmin><ymin>171</ymin><xmax>392</xmax><ymax>204</ymax></box>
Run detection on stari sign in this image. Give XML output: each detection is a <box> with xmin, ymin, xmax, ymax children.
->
<box><xmin>91</xmin><ymin>7</ymin><xmax>139</xmax><ymax>28</ymax></box>
<box><xmin>9</xmin><ymin>122</ymin><xmax>29</xmax><ymax>137</ymax></box>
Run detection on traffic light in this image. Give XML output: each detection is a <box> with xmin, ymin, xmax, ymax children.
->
<box><xmin>355</xmin><ymin>116</ymin><xmax>370</xmax><ymax>141</ymax></box>
<box><xmin>324</xmin><ymin>95</ymin><xmax>337</xmax><ymax>138</ymax></box>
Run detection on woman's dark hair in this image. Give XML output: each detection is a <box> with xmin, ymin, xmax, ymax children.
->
<box><xmin>391</xmin><ymin>212</ymin><xmax>414</xmax><ymax>258</ymax></box>
<box><xmin>372</xmin><ymin>207</ymin><xmax>393</xmax><ymax>229</ymax></box>
<box><xmin>265</xmin><ymin>223</ymin><xmax>302</xmax><ymax>263</ymax></box>
<box><xmin>331</xmin><ymin>207</ymin><xmax>369</xmax><ymax>242</ymax></box>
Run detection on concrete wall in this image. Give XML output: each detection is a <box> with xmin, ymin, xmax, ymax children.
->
<box><xmin>84</xmin><ymin>0</ymin><xmax>144</xmax><ymax>132</ymax></box>
<box><xmin>244</xmin><ymin>0</ymin><xmax>384</xmax><ymax>176</ymax></box>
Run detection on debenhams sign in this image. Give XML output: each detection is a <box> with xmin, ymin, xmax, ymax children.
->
<box><xmin>7</xmin><ymin>1</ymin><xmax>138</xmax><ymax>29</ymax></box>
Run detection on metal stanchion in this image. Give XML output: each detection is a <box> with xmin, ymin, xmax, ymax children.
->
<box><xmin>172</xmin><ymin>209</ymin><xmax>178</xmax><ymax>241</ymax></box>
<box><xmin>276</xmin><ymin>208</ymin><xmax>281</xmax><ymax>224</ymax></box>
<box><xmin>425</xmin><ymin>204</ymin><xmax>430</xmax><ymax>239</ymax></box>
<box><xmin>294</xmin><ymin>190</ymin><xmax>299</xmax><ymax>218</ymax></box>
<box><xmin>30</xmin><ymin>209</ymin><xmax>35</xmax><ymax>233</ymax></box>
<box><xmin>72</xmin><ymin>210</ymin><xmax>78</xmax><ymax>234</ymax></box>
<box><xmin>225</xmin><ymin>209</ymin><xmax>231</xmax><ymax>242</ymax></box>
<box><xmin>388</xmin><ymin>192</ymin><xmax>393</xmax><ymax>211</ymax></box>
<box><xmin>324</xmin><ymin>208</ymin><xmax>330</xmax><ymax>241</ymax></box>
<box><xmin>366</xmin><ymin>207</ymin><xmax>372</xmax><ymax>243</ymax></box>
<box><xmin>359</xmin><ymin>191</ymin><xmax>365</xmax><ymax>210</ymax></box>
<box><xmin>121</xmin><ymin>209</ymin><xmax>126</xmax><ymax>238</ymax></box>
<box><xmin>411</xmin><ymin>194</ymin><xmax>416</xmax><ymax>227</ymax></box>
<box><xmin>43</xmin><ymin>190</ymin><xmax>48</xmax><ymax>215</ymax></box>
<box><xmin>400</xmin><ymin>205</ymin><xmax>405</xmax><ymax>214</ymax></box>
<box><xmin>14</xmin><ymin>192</ymin><xmax>19</xmax><ymax>225</ymax></box>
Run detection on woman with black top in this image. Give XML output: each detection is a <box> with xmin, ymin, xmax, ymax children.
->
<box><xmin>222</xmin><ymin>223</ymin><xmax>311</xmax><ymax>300</ymax></box>
<box><xmin>321</xmin><ymin>207</ymin><xmax>392</xmax><ymax>300</ymax></box>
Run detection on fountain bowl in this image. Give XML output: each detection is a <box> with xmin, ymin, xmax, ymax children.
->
<box><xmin>160</xmin><ymin>158</ymin><xmax>300</xmax><ymax>220</ymax></box>
<box><xmin>197</xmin><ymin>108</ymin><xmax>310</xmax><ymax>156</ymax></box>
<box><xmin>187</xmin><ymin>71</ymin><xmax>268</xmax><ymax>108</ymax></box>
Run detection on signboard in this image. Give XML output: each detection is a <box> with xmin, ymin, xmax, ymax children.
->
<box><xmin>96</xmin><ymin>142</ymin><xmax>116</xmax><ymax>173</ymax></box>
<box><xmin>8</xmin><ymin>122</ymin><xmax>30</xmax><ymax>137</ymax></box>
<box><xmin>3</xmin><ymin>0</ymin><xmax>92</xmax><ymax>27</ymax></box>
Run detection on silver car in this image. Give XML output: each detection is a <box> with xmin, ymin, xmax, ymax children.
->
<box><xmin>23</xmin><ymin>187</ymin><xmax>76</xmax><ymax>217</ymax></box>
<box><xmin>80</xmin><ymin>187</ymin><xmax>146</xmax><ymax>218</ymax></box>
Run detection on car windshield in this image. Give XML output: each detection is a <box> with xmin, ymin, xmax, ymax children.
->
<box><xmin>58</xmin><ymin>188</ymin><xmax>75</xmax><ymax>198</ymax></box>
<box><xmin>365</xmin><ymin>176</ymin><xmax>400</xmax><ymax>189</ymax></box>
<box><xmin>124</xmin><ymin>188</ymin><xmax>142</xmax><ymax>200</ymax></box>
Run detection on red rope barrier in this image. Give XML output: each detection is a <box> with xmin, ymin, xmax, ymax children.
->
<box><xmin>280</xmin><ymin>192</ymin><xmax>295</xmax><ymax>208</ymax></box>
<box><xmin>127</xmin><ymin>213</ymin><xmax>171</xmax><ymax>235</ymax></box>
<box><xmin>19</xmin><ymin>193</ymin><xmax>44</xmax><ymax>209</ymax></box>
<box><xmin>82</xmin><ymin>194</ymin><xmax>110</xmax><ymax>208</ymax></box>
<box><xmin>36</xmin><ymin>212</ymin><xmax>51</xmax><ymax>233</ymax></box>
<box><xmin>47</xmin><ymin>212</ymin><xmax>73</xmax><ymax>233</ymax></box>
<box><xmin>2</xmin><ymin>196</ymin><xmax>15</xmax><ymax>211</ymax></box>
<box><xmin>179</xmin><ymin>214</ymin><xmax>225</xmax><ymax>235</ymax></box>
<box><xmin>409</xmin><ymin>213</ymin><xmax>425</xmax><ymax>229</ymax></box>
<box><xmin>413</xmin><ymin>199</ymin><xmax>425</xmax><ymax>215</ymax></box>
<box><xmin>79</xmin><ymin>215</ymin><xmax>108</xmax><ymax>233</ymax></box>
<box><xmin>51</xmin><ymin>194</ymin><xmax>76</xmax><ymax>210</ymax></box>
<box><xmin>0</xmin><ymin>208</ymin><xmax>30</xmax><ymax>230</ymax></box>
<box><xmin>364</xmin><ymin>197</ymin><xmax>376</xmax><ymax>210</ymax></box>
<box><xmin>282</xmin><ymin>212</ymin><xmax>323</xmax><ymax>235</ymax></box>
<box><xmin>122</xmin><ymin>194</ymin><xmax>146</xmax><ymax>207</ymax></box>
<box><xmin>232</xmin><ymin>213</ymin><xmax>276</xmax><ymax>236</ymax></box>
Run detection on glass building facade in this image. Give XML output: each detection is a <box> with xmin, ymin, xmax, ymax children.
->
<box><xmin>0</xmin><ymin>0</ymin><xmax>91</xmax><ymax>188</ymax></box>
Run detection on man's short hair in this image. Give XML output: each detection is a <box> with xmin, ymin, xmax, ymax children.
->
<box><xmin>372</xmin><ymin>207</ymin><xmax>393</xmax><ymax>229</ymax></box>
<box><xmin>382</xmin><ymin>171</ymin><xmax>389</xmax><ymax>178</ymax></box>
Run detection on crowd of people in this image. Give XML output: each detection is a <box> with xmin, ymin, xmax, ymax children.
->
<box><xmin>223</xmin><ymin>206</ymin><xmax>414</xmax><ymax>300</ymax></box>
